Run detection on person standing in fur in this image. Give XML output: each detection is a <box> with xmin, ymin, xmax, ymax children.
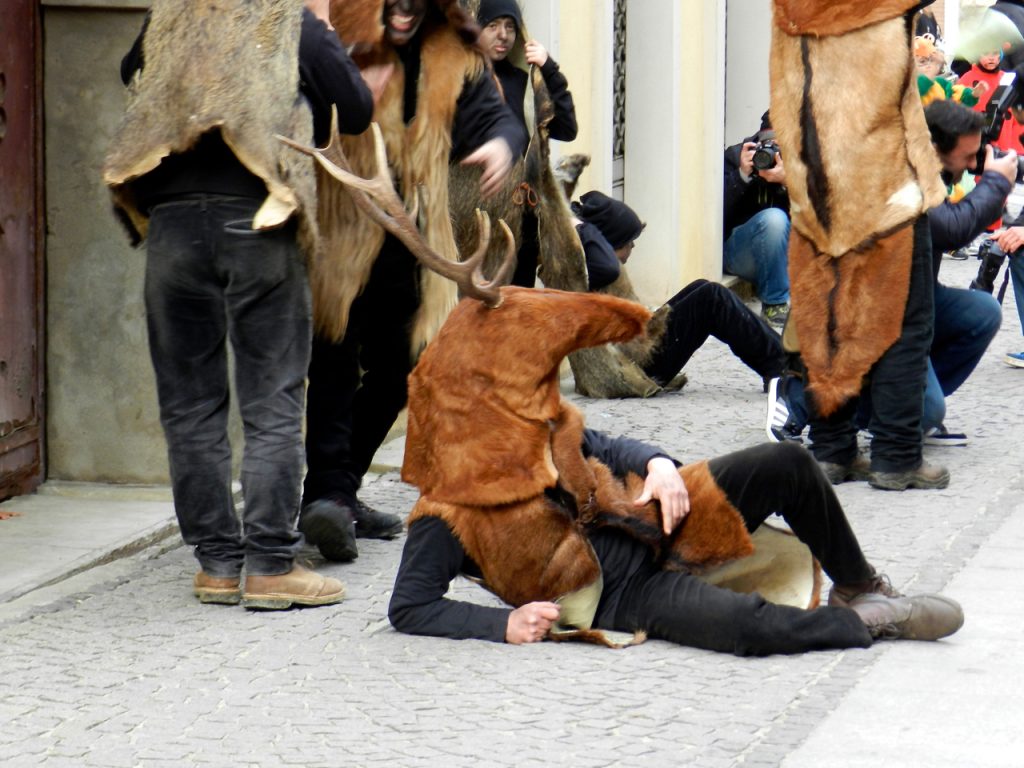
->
<box><xmin>476</xmin><ymin>0</ymin><xmax>578</xmax><ymax>288</ymax></box>
<box><xmin>299</xmin><ymin>0</ymin><xmax>528</xmax><ymax>562</ymax></box>
<box><xmin>769</xmin><ymin>0</ymin><xmax>951</xmax><ymax>491</ymax></box>
<box><xmin>103</xmin><ymin>0</ymin><xmax>373</xmax><ymax>608</ymax></box>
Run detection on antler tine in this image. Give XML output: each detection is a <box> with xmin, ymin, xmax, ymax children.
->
<box><xmin>278</xmin><ymin>120</ymin><xmax>512</xmax><ymax>309</ymax></box>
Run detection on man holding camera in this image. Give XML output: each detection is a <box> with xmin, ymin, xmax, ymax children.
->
<box><xmin>723</xmin><ymin>112</ymin><xmax>791</xmax><ymax>330</ymax></box>
<box><xmin>922</xmin><ymin>100</ymin><xmax>1017</xmax><ymax>435</ymax></box>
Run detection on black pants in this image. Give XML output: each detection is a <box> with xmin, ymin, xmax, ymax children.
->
<box><xmin>643</xmin><ymin>280</ymin><xmax>785</xmax><ymax>385</ymax></box>
<box><xmin>592</xmin><ymin>443</ymin><xmax>874</xmax><ymax>655</ymax></box>
<box><xmin>510</xmin><ymin>209</ymin><xmax>540</xmax><ymax>288</ymax></box>
<box><xmin>145</xmin><ymin>196</ymin><xmax>309</xmax><ymax>577</ymax></box>
<box><xmin>303</xmin><ymin>234</ymin><xmax>421</xmax><ymax>505</ymax></box>
<box><xmin>809</xmin><ymin>217</ymin><xmax>934</xmax><ymax>472</ymax></box>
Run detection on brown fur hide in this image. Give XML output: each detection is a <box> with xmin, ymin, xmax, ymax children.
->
<box><xmin>313</xmin><ymin>12</ymin><xmax>484</xmax><ymax>349</ymax></box>
<box><xmin>769</xmin><ymin>8</ymin><xmax>945</xmax><ymax>415</ymax></box>
<box><xmin>450</xmin><ymin>57</ymin><xmax>665</xmax><ymax>399</ymax></box>
<box><xmin>103</xmin><ymin>0</ymin><xmax>317</xmax><ymax>257</ymax></box>
<box><xmin>774</xmin><ymin>0</ymin><xmax>928</xmax><ymax>37</ymax></box>
<box><xmin>402</xmin><ymin>287</ymin><xmax>754</xmax><ymax>612</ymax></box>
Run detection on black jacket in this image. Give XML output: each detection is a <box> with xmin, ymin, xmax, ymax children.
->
<box><xmin>388</xmin><ymin>429</ymin><xmax>671</xmax><ymax>641</ymax></box>
<box><xmin>723</xmin><ymin>136</ymin><xmax>790</xmax><ymax>241</ymax></box>
<box><xmin>492</xmin><ymin>57</ymin><xmax>578</xmax><ymax>143</ymax></box>
<box><xmin>928</xmin><ymin>171</ymin><xmax>1012</xmax><ymax>281</ymax></box>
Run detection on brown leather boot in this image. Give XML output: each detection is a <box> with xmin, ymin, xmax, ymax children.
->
<box><xmin>242</xmin><ymin>564</ymin><xmax>345</xmax><ymax>610</ymax></box>
<box><xmin>193</xmin><ymin>572</ymin><xmax>242</xmax><ymax>605</ymax></box>
<box><xmin>816</xmin><ymin>454</ymin><xmax>871</xmax><ymax>485</ymax></box>
<box><xmin>843</xmin><ymin>593</ymin><xmax>964</xmax><ymax>641</ymax></box>
<box><xmin>869</xmin><ymin>461</ymin><xmax>950</xmax><ymax>491</ymax></box>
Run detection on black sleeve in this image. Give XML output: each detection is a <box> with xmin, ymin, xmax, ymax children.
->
<box><xmin>298</xmin><ymin>9</ymin><xmax>373</xmax><ymax>142</ymax></box>
<box><xmin>389</xmin><ymin>516</ymin><xmax>512</xmax><ymax>642</ymax></box>
<box><xmin>451</xmin><ymin>71</ymin><xmax>529</xmax><ymax>161</ymax></box>
<box><xmin>539</xmin><ymin>58</ymin><xmax>578</xmax><ymax>142</ymax></box>
<box><xmin>581</xmin><ymin>429</ymin><xmax>675</xmax><ymax>477</ymax></box>
<box><xmin>929</xmin><ymin>172</ymin><xmax>1011</xmax><ymax>278</ymax></box>
<box><xmin>577</xmin><ymin>222</ymin><xmax>621</xmax><ymax>290</ymax></box>
<box><xmin>120</xmin><ymin>13</ymin><xmax>150</xmax><ymax>84</ymax></box>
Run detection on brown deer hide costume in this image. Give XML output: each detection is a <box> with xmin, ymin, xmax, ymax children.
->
<box><xmin>402</xmin><ymin>287</ymin><xmax>819</xmax><ymax>642</ymax></box>
<box><xmin>314</xmin><ymin>0</ymin><xmax>483</xmax><ymax>351</ymax></box>
<box><xmin>103</xmin><ymin>0</ymin><xmax>318</xmax><ymax>257</ymax></box>
<box><xmin>769</xmin><ymin>0</ymin><xmax>946</xmax><ymax>415</ymax></box>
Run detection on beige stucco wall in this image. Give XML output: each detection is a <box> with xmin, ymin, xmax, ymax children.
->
<box><xmin>43</xmin><ymin>3</ymin><xmax>241</xmax><ymax>484</ymax></box>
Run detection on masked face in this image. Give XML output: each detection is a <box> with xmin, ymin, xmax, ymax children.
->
<box><xmin>384</xmin><ymin>0</ymin><xmax>427</xmax><ymax>46</ymax></box>
<box><xmin>479</xmin><ymin>16</ymin><xmax>517</xmax><ymax>62</ymax></box>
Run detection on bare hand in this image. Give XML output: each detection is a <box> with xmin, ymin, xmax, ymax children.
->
<box><xmin>739</xmin><ymin>142</ymin><xmax>757</xmax><ymax>178</ymax></box>
<box><xmin>360</xmin><ymin>62</ymin><xmax>395</xmax><ymax>106</ymax></box>
<box><xmin>984</xmin><ymin>144</ymin><xmax>1017</xmax><ymax>186</ymax></box>
<box><xmin>758</xmin><ymin>154</ymin><xmax>786</xmax><ymax>186</ymax></box>
<box><xmin>461</xmin><ymin>138</ymin><xmax>514</xmax><ymax>199</ymax></box>
<box><xmin>994</xmin><ymin>225</ymin><xmax>1024</xmax><ymax>252</ymax></box>
<box><xmin>506</xmin><ymin>602</ymin><xmax>561</xmax><ymax>644</ymax></box>
<box><xmin>524</xmin><ymin>40</ymin><xmax>549</xmax><ymax>68</ymax></box>
<box><xmin>634</xmin><ymin>457</ymin><xmax>690</xmax><ymax>535</ymax></box>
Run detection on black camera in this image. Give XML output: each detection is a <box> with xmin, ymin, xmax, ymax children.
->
<box><xmin>752</xmin><ymin>140</ymin><xmax>780</xmax><ymax>173</ymax></box>
<box><xmin>970</xmin><ymin>238</ymin><xmax>1007</xmax><ymax>293</ymax></box>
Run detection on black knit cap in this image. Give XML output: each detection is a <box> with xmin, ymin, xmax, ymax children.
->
<box><xmin>571</xmin><ymin>191</ymin><xmax>646</xmax><ymax>249</ymax></box>
<box><xmin>477</xmin><ymin>0</ymin><xmax>524</xmax><ymax>30</ymax></box>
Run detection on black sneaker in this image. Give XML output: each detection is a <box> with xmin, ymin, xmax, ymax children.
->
<box><xmin>765</xmin><ymin>376</ymin><xmax>805</xmax><ymax>443</ymax></box>
<box><xmin>761</xmin><ymin>303</ymin><xmax>790</xmax><ymax>330</ymax></box>
<box><xmin>352</xmin><ymin>499</ymin><xmax>404</xmax><ymax>540</ymax></box>
<box><xmin>923</xmin><ymin>424</ymin><xmax>968</xmax><ymax>447</ymax></box>
<box><xmin>298</xmin><ymin>500</ymin><xmax>358</xmax><ymax>562</ymax></box>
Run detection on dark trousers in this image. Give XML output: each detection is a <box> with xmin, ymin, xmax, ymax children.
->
<box><xmin>510</xmin><ymin>209</ymin><xmax>540</xmax><ymax>288</ymax></box>
<box><xmin>145</xmin><ymin>196</ymin><xmax>310</xmax><ymax>577</ymax></box>
<box><xmin>303</xmin><ymin>234</ymin><xmax>421</xmax><ymax>505</ymax></box>
<box><xmin>592</xmin><ymin>443</ymin><xmax>874</xmax><ymax>655</ymax></box>
<box><xmin>809</xmin><ymin>217</ymin><xmax>934</xmax><ymax>472</ymax></box>
<box><xmin>642</xmin><ymin>279</ymin><xmax>785</xmax><ymax>385</ymax></box>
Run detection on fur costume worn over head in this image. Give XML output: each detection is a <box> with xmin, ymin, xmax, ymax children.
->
<box><xmin>769</xmin><ymin>1</ymin><xmax>946</xmax><ymax>414</ymax></box>
<box><xmin>314</xmin><ymin>0</ymin><xmax>484</xmax><ymax>351</ymax></box>
<box><xmin>103</xmin><ymin>0</ymin><xmax>317</xmax><ymax>256</ymax></box>
<box><xmin>402</xmin><ymin>288</ymin><xmax>773</xmax><ymax>634</ymax></box>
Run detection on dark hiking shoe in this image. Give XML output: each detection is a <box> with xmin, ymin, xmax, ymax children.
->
<box><xmin>816</xmin><ymin>454</ymin><xmax>871</xmax><ymax>485</ymax></box>
<box><xmin>869</xmin><ymin>461</ymin><xmax>950</xmax><ymax>491</ymax></box>
<box><xmin>828</xmin><ymin>572</ymin><xmax>902</xmax><ymax>609</ymax></box>
<box><xmin>761</xmin><ymin>303</ymin><xmax>790</xmax><ymax>330</ymax></box>
<box><xmin>352</xmin><ymin>499</ymin><xmax>404</xmax><ymax>540</ymax></box>
<box><xmin>298</xmin><ymin>499</ymin><xmax>359</xmax><ymax>562</ymax></box>
<box><xmin>844</xmin><ymin>593</ymin><xmax>964</xmax><ymax>641</ymax></box>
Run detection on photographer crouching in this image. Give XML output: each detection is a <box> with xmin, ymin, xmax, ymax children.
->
<box><xmin>923</xmin><ymin>99</ymin><xmax>1018</xmax><ymax>439</ymax></box>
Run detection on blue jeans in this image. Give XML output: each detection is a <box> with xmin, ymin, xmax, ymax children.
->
<box><xmin>723</xmin><ymin>208</ymin><xmax>791</xmax><ymax>305</ymax></box>
<box><xmin>925</xmin><ymin>283</ymin><xmax>1001</xmax><ymax>430</ymax></box>
<box><xmin>1010</xmin><ymin>251</ymin><xmax>1024</xmax><ymax>337</ymax></box>
<box><xmin>145</xmin><ymin>196</ymin><xmax>310</xmax><ymax>578</ymax></box>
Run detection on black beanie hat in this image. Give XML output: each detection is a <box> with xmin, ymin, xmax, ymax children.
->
<box><xmin>477</xmin><ymin>0</ymin><xmax>524</xmax><ymax>30</ymax></box>
<box><xmin>571</xmin><ymin>191</ymin><xmax>646</xmax><ymax>249</ymax></box>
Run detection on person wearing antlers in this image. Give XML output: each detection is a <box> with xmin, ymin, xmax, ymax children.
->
<box><xmin>298</xmin><ymin>0</ymin><xmax>528</xmax><ymax>563</ymax></box>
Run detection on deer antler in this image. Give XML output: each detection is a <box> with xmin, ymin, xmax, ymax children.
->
<box><xmin>278</xmin><ymin>118</ymin><xmax>514</xmax><ymax>308</ymax></box>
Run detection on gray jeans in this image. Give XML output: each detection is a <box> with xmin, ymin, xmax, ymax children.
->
<box><xmin>145</xmin><ymin>195</ymin><xmax>310</xmax><ymax>577</ymax></box>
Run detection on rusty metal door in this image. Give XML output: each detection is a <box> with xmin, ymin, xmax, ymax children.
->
<box><xmin>0</xmin><ymin>0</ymin><xmax>44</xmax><ymax>501</ymax></box>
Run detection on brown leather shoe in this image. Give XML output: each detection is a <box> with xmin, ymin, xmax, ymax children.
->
<box><xmin>869</xmin><ymin>460</ymin><xmax>950</xmax><ymax>491</ymax></box>
<box><xmin>844</xmin><ymin>592</ymin><xmax>964</xmax><ymax>641</ymax></box>
<box><xmin>193</xmin><ymin>572</ymin><xmax>241</xmax><ymax>605</ymax></box>
<box><xmin>242</xmin><ymin>564</ymin><xmax>345</xmax><ymax>610</ymax></box>
<box><xmin>828</xmin><ymin>572</ymin><xmax>902</xmax><ymax>608</ymax></box>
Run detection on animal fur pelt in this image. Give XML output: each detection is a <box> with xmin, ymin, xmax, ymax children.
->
<box><xmin>773</xmin><ymin>0</ymin><xmax>933</xmax><ymax>37</ymax></box>
<box><xmin>450</xmin><ymin>50</ymin><xmax>665</xmax><ymax>398</ymax></box>
<box><xmin>103</xmin><ymin>0</ymin><xmax>317</xmax><ymax>258</ymax></box>
<box><xmin>314</xmin><ymin>1</ymin><xmax>484</xmax><ymax>350</ymax></box>
<box><xmin>402</xmin><ymin>287</ymin><xmax>766</xmax><ymax>630</ymax></box>
<box><xmin>769</xmin><ymin>4</ymin><xmax>945</xmax><ymax>415</ymax></box>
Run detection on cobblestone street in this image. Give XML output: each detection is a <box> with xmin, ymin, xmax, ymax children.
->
<box><xmin>2</xmin><ymin>256</ymin><xmax>1022</xmax><ymax>767</ymax></box>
